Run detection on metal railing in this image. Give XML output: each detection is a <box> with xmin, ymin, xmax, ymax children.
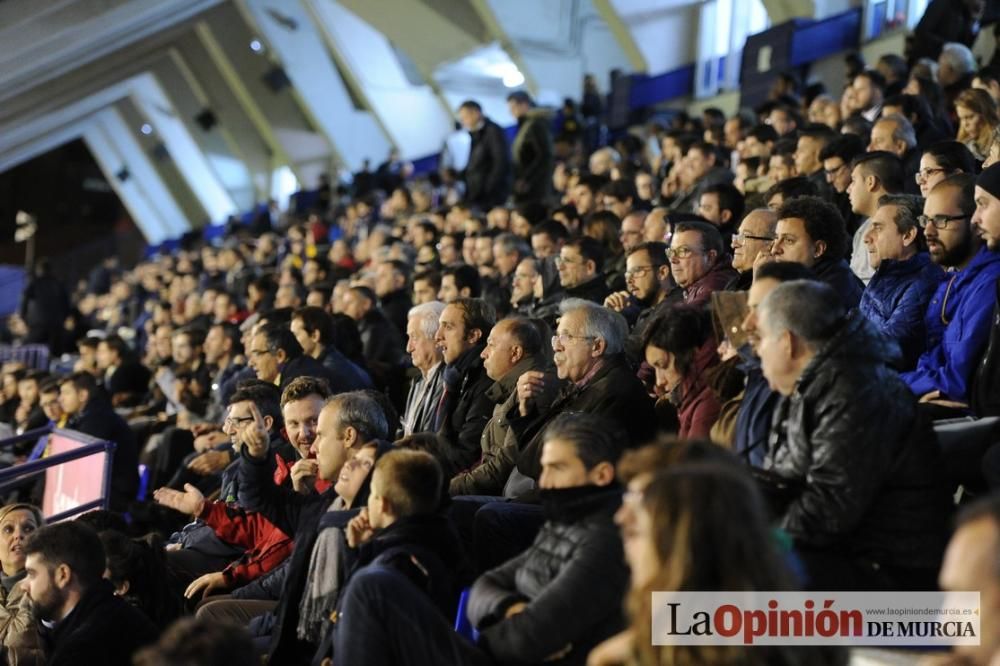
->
<box><xmin>0</xmin><ymin>426</ymin><xmax>116</xmax><ymax>523</ymax></box>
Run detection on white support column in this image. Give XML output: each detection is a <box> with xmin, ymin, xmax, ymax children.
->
<box><xmin>83</xmin><ymin>108</ymin><xmax>190</xmax><ymax>244</ymax></box>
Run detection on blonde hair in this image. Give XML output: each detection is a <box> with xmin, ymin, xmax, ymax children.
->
<box><xmin>956</xmin><ymin>88</ymin><xmax>1000</xmax><ymax>156</ymax></box>
<box><xmin>0</xmin><ymin>504</ymin><xmax>44</xmax><ymax>530</ymax></box>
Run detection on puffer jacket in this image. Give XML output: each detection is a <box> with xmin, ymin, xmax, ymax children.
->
<box><xmin>902</xmin><ymin>246</ymin><xmax>1000</xmax><ymax>402</ymax></box>
<box><xmin>449</xmin><ymin>355</ymin><xmax>558</xmax><ymax>497</ymax></box>
<box><xmin>764</xmin><ymin>310</ymin><xmax>953</xmax><ymax>570</ymax></box>
<box><xmin>467</xmin><ymin>485</ymin><xmax>627</xmax><ymax>666</ymax></box>
<box><xmin>859</xmin><ymin>252</ymin><xmax>944</xmax><ymax>370</ymax></box>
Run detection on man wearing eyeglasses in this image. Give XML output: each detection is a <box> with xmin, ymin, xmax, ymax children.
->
<box><xmin>727</xmin><ymin>208</ymin><xmax>778</xmax><ymax>291</ymax></box>
<box><xmin>668</xmin><ymin>220</ymin><xmax>736</xmax><ymax>306</ymax></box>
<box><xmin>901</xmin><ymin>174</ymin><xmax>1000</xmax><ymax>413</ymax></box>
<box><xmin>604</xmin><ymin>242</ymin><xmax>679</xmax><ymax>362</ymax></box>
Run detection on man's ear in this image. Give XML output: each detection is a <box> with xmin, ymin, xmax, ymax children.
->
<box><xmin>720</xmin><ymin>210</ymin><xmax>732</xmax><ymax>225</ymax></box>
<box><xmin>466</xmin><ymin>328</ymin><xmax>483</xmax><ymax>345</ymax></box>
<box><xmin>459</xmin><ymin>287</ymin><xmax>472</xmax><ymax>299</ymax></box>
<box><xmin>902</xmin><ymin>226</ymin><xmax>919</xmax><ymax>248</ymax></box>
<box><xmin>866</xmin><ymin>174</ymin><xmax>879</xmax><ymax>193</ymax></box>
<box><xmin>585</xmin><ymin>259</ymin><xmax>596</xmax><ymax>275</ymax></box>
<box><xmin>263</xmin><ymin>415</ymin><xmax>274</xmax><ymax>432</ymax></box>
<box><xmin>656</xmin><ymin>265</ymin><xmax>671</xmax><ymax>283</ymax></box>
<box><xmin>113</xmin><ymin>580</ymin><xmax>130</xmax><ymax>596</ymax></box>
<box><xmin>343</xmin><ymin>425</ymin><xmax>358</xmax><ymax>450</ymax></box>
<box><xmin>591</xmin><ymin>336</ymin><xmax>607</xmax><ymax>358</ymax></box>
<box><xmin>275</xmin><ymin>349</ymin><xmax>289</xmax><ymax>366</ymax></box>
<box><xmin>53</xmin><ymin>563</ymin><xmax>72</xmax><ymax>590</ymax></box>
<box><xmin>310</xmin><ymin>330</ymin><xmax>322</xmax><ymax>345</ymax></box>
<box><xmin>589</xmin><ymin>461</ymin><xmax>616</xmax><ymax>486</ymax></box>
<box><xmin>813</xmin><ymin>240</ymin><xmax>828</xmax><ymax>259</ymax></box>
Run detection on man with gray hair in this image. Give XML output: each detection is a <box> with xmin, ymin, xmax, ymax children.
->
<box><xmin>402</xmin><ymin>301</ymin><xmax>447</xmax><ymax>435</ymax></box>
<box><xmin>939</xmin><ymin>42</ymin><xmax>977</xmax><ymax>99</ymax></box>
<box><xmin>509</xmin><ymin>299</ymin><xmax>655</xmax><ymax>483</ymax></box>
<box><xmin>756</xmin><ymin>280</ymin><xmax>951</xmax><ymax>590</ymax></box>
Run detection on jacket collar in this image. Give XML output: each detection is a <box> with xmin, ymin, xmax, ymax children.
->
<box><xmin>486</xmin><ymin>355</ymin><xmax>539</xmax><ymax>403</ymax></box>
<box><xmin>874</xmin><ymin>251</ymin><xmax>931</xmax><ymax>277</ymax></box>
<box><xmin>539</xmin><ymin>484</ymin><xmax>622</xmax><ymax>523</ymax></box>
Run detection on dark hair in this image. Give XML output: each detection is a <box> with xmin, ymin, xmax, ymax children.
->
<box><xmin>374</xmin><ymin>449</ymin><xmax>443</xmax><ymax>518</ymax></box>
<box><xmin>876</xmin><ymin>193</ymin><xmax>927</xmax><ymax>252</ymax></box>
<box><xmin>280</xmin><ymin>376</ymin><xmax>332</xmax><ymax>408</ymax></box>
<box><xmin>931</xmin><ymin>173</ymin><xmax>977</xmax><ymax>217</ymax></box>
<box><xmin>878</xmin><ymin>53</ymin><xmax>909</xmax><ymax>82</ymax></box>
<box><xmin>330</xmin><ymin>314</ymin><xmax>366</xmax><ymax>367</ymax></box>
<box><xmin>576</xmin><ymin>174</ymin><xmax>610</xmax><ymax>195</ymax></box>
<box><xmin>841</xmin><ymin>115</ymin><xmax>873</xmax><ymax>145</ymax></box>
<box><xmin>442</xmin><ymin>264</ymin><xmax>481</xmax><ymax>297</ymax></box>
<box><xmin>851</xmin><ymin>150</ymin><xmax>904</xmax><ymax>193</ymax></box>
<box><xmin>771</xmin><ymin>137</ymin><xmax>797</xmax><ymax>159</ymax></box>
<box><xmin>672</xmin><ymin>220</ymin><xmax>725</xmax><ymax>258</ymax></box>
<box><xmin>856</xmin><ymin>68</ymin><xmax>886</xmax><ymax>92</ymax></box>
<box><xmin>59</xmin><ymin>371</ymin><xmax>97</xmax><ymax>395</ymax></box>
<box><xmin>24</xmin><ymin>521</ymin><xmax>105</xmax><ymax>589</ymax></box>
<box><xmin>643</xmin><ymin>306</ymin><xmax>713</xmax><ymax>376</ymax></box>
<box><xmin>531</xmin><ymin>220</ymin><xmax>569</xmax><ymax>243</ymax></box>
<box><xmin>753</xmin><ymin>261</ymin><xmax>816</xmax><ymax>283</ymax></box>
<box><xmin>499</xmin><ymin>316</ymin><xmax>544</xmax><ymax>358</ymax></box>
<box><xmin>458</xmin><ymin>100</ymin><xmax>482</xmax><ymax>113</ymax></box>
<box><xmin>775</xmin><ymin>196</ymin><xmax>849</xmax><ymax>260</ymax></box>
<box><xmin>799</xmin><ymin>122</ymin><xmax>837</xmax><ymax>144</ymax></box>
<box><xmin>747</xmin><ymin>124</ymin><xmax>779</xmax><ymax>144</ymax></box>
<box><xmin>765</xmin><ymin>176</ymin><xmax>819</xmax><ymax>203</ymax></box>
<box><xmin>449</xmin><ymin>297</ymin><xmax>496</xmax><ymax>339</ymax></box>
<box><xmin>99</xmin><ymin>530</ymin><xmax>183</xmax><ymax>628</ymax></box>
<box><xmin>229</xmin><ymin>379</ymin><xmax>283</xmax><ymax>433</ymax></box>
<box><xmin>257</xmin><ymin>321</ymin><xmax>303</xmax><ymax>361</ymax></box>
<box><xmin>515</xmin><ymin>201</ymin><xmax>548</xmax><ymax>226</ymax></box>
<box><xmin>818</xmin><ymin>133</ymin><xmax>866</xmax><ymax>164</ymax></box>
<box><xmin>412</xmin><ymin>269</ymin><xmax>441</xmax><ymax>292</ymax></box>
<box><xmin>292</xmin><ymin>306</ymin><xmax>335</xmax><ymax>346</ymax></box>
<box><xmin>542</xmin><ymin>412</ymin><xmax>625</xmax><ymax>469</ymax></box>
<box><xmin>601</xmin><ymin>179</ymin><xmax>637</xmax><ymax>203</ymax></box>
<box><xmin>565</xmin><ymin>235</ymin><xmax>605</xmax><ymax>272</ymax></box>
<box><xmin>100</xmin><ymin>334</ymin><xmax>130</xmax><ymax>360</ymax></box>
<box><xmin>506</xmin><ymin>90</ymin><xmax>533</xmax><ymax>105</ymax></box>
<box><xmin>211</xmin><ymin>322</ymin><xmax>243</xmax><ymax>357</ymax></box>
<box><xmin>628</xmin><ymin>241</ymin><xmax>669</xmax><ymax>267</ymax></box>
<box><xmin>922</xmin><ymin>141</ymin><xmax>976</xmax><ymax>175</ymax></box>
<box><xmin>702</xmin><ymin>183</ymin><xmax>745</xmax><ymax>222</ymax></box>
<box><xmin>133</xmin><ymin>618</ymin><xmax>256</xmax><ymax>666</ymax></box>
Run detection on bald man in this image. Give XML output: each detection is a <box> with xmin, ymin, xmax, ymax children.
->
<box><xmin>727</xmin><ymin>209</ymin><xmax>778</xmax><ymax>291</ymax></box>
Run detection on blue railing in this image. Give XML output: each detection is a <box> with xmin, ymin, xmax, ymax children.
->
<box><xmin>0</xmin><ymin>426</ymin><xmax>116</xmax><ymax>523</ymax></box>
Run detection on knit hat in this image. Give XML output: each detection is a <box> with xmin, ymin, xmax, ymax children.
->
<box><xmin>976</xmin><ymin>162</ymin><xmax>1000</xmax><ymax>200</ymax></box>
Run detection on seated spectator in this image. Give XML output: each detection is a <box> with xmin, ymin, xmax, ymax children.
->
<box><xmin>529</xmin><ymin>220</ymin><xmax>568</xmax><ymax>260</ymax></box>
<box><xmin>438</xmin><ymin>264</ymin><xmax>481</xmax><ymax>303</ymax></box>
<box><xmin>956</xmin><ymin>87</ymin><xmax>998</xmax><ymax>161</ymax></box>
<box><xmin>937</xmin><ymin>494</ymin><xmax>1000</xmax><ymax>666</ymax></box>
<box><xmin>668</xmin><ymin>220</ymin><xmax>737</xmax><ymax>306</ymax></box>
<box><xmin>756</xmin><ymin>280</ymin><xmax>952</xmax><ymax>589</ymax></box>
<box><xmin>867</xmin><ymin>113</ymin><xmax>920</xmax><ymax>193</ymax></box>
<box><xmin>57</xmin><ymin>372</ymin><xmax>139</xmax><ymax>511</ymax></box>
<box><xmin>246</xmin><ymin>321</ymin><xmax>352</xmax><ymax>394</ymax></box>
<box><xmin>0</xmin><ymin>504</ymin><xmax>43</xmax><ymax>659</ymax></box>
<box><xmin>433</xmin><ymin>298</ymin><xmax>496</xmax><ymax>475</ymax></box>
<box><xmin>411</xmin><ymin>269</ymin><xmax>440</xmax><ymax>306</ymax></box>
<box><xmin>339</xmin><ymin>286</ymin><xmax>406</xmax><ymax>373</ymax></box>
<box><xmin>735</xmin><ymin>261</ymin><xmax>816</xmax><ymax>467</ymax></box>
<box><xmin>670</xmin><ymin>141</ymin><xmax>734</xmax><ymax>213</ymax></box>
<box><xmin>402</xmin><ymin>301</ymin><xmax>446</xmax><ymax>436</ymax></box>
<box><xmin>643</xmin><ymin>306</ymin><xmax>721</xmax><ymax>439</ymax></box>
<box><xmin>763</xmin><ymin>175</ymin><xmax>818</xmax><ymax>211</ymax></box>
<box><xmin>99</xmin><ymin>531</ymin><xmax>184</xmax><ymax>629</ymax></box>
<box><xmin>450</xmin><ymin>317</ymin><xmax>555</xmax><ymax>497</ymax></box>
<box><xmin>771</xmin><ymin>196</ymin><xmax>864</xmax><ymax>306</ymax></box>
<box><xmin>509</xmin><ymin>299</ymin><xmax>655</xmax><ymax>484</ymax></box>
<box><xmin>591</xmin><ymin>459</ymin><xmax>841</xmax><ymax>666</ymax></box>
<box><xmin>373</xmin><ymin>260</ymin><xmax>412</xmax><ymax>336</ymax></box>
<box><xmin>696</xmin><ymin>182</ymin><xmax>744</xmax><ymax>245</ymax></box>
<box><xmin>641</xmin><ymin>207</ymin><xmax>670</xmax><ymax>244</ymax></box>
<box><xmin>819</xmin><ymin>133</ymin><xmax>866</xmax><ymax>233</ymax></box>
<box><xmin>794</xmin><ymin>123</ymin><xmax>838</xmax><ymax>194</ymax></box>
<box><xmin>727</xmin><ymin>208</ymin><xmax>778</xmax><ymax>291</ymax></box>
<box><xmin>97</xmin><ymin>335</ymin><xmax>151</xmax><ymax>408</ymax></box>
<box><xmin>326</xmin><ymin>449</ymin><xmax>475</xmax><ymax>666</ymax></box>
<box><xmin>509</xmin><ymin>257</ymin><xmax>541</xmax><ymax>317</ymax></box>
<box><xmin>605</xmin><ymin>242</ymin><xmax>679</xmax><ymax>362</ymax></box>
<box><xmin>975</xmin><ymin>163</ymin><xmax>1000</xmax><ymax>252</ymax></box>
<box><xmin>553</xmin><ymin>236</ymin><xmax>610</xmax><ymax>306</ymax></box>
<box><xmin>24</xmin><ymin>521</ymin><xmax>158</xmax><ymax>665</ymax></box>
<box><xmin>860</xmin><ymin>194</ymin><xmax>945</xmax><ymax>369</ymax></box>
<box><xmin>467</xmin><ymin>413</ymin><xmax>627</xmax><ymax>665</ymax></box>
<box><xmin>289</xmin><ymin>307</ymin><xmax>372</xmax><ymax>393</ymax></box>
<box><xmin>916</xmin><ymin>140</ymin><xmax>976</xmax><ymax>198</ymax></box>
<box><xmin>847</xmin><ymin>151</ymin><xmax>905</xmax><ymax>283</ymax></box>
<box><xmin>902</xmin><ymin>174</ymin><xmax>1000</xmax><ymax>409</ymax></box>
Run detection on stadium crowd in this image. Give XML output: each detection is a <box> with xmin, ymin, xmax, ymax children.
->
<box><xmin>2</xmin><ymin>0</ymin><xmax>1000</xmax><ymax>663</ymax></box>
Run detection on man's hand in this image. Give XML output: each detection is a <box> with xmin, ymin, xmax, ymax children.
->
<box><xmin>517</xmin><ymin>371</ymin><xmax>549</xmax><ymax>417</ymax></box>
<box><xmin>603</xmin><ymin>291</ymin><xmax>630</xmax><ymax>312</ymax></box>
<box><xmin>241</xmin><ymin>403</ymin><xmax>270</xmax><ymax>460</ymax></box>
<box><xmin>194</xmin><ymin>430</ymin><xmax>228</xmax><ymax>453</ymax></box>
<box><xmin>187</xmin><ymin>450</ymin><xmax>231</xmax><ymax>476</ymax></box>
<box><xmin>346</xmin><ymin>508</ymin><xmax>374</xmax><ymax>548</ymax></box>
<box><xmin>184</xmin><ymin>571</ymin><xmax>227</xmax><ymax>600</ymax></box>
<box><xmin>290</xmin><ymin>458</ymin><xmax>319</xmax><ymax>495</ymax></box>
<box><xmin>918</xmin><ymin>390</ymin><xmax>969</xmax><ymax>410</ymax></box>
<box><xmin>153</xmin><ymin>483</ymin><xmax>207</xmax><ymax>517</ymax></box>
<box><xmin>191</xmin><ymin>422</ymin><xmax>217</xmax><ymax>437</ymax></box>
<box><xmin>751</xmin><ymin>249</ymin><xmax>775</xmax><ymax>276</ymax></box>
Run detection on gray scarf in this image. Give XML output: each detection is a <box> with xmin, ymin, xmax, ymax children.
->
<box><xmin>296</xmin><ymin>498</ymin><xmax>349</xmax><ymax>643</ymax></box>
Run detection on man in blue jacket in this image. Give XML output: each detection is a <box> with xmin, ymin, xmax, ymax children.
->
<box><xmin>859</xmin><ymin>193</ymin><xmax>944</xmax><ymax>370</ymax></box>
<box><xmin>901</xmin><ymin>174</ymin><xmax>1000</xmax><ymax>410</ymax></box>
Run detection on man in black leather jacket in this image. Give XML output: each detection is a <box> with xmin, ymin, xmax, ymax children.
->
<box><xmin>756</xmin><ymin>280</ymin><xmax>952</xmax><ymax>590</ymax></box>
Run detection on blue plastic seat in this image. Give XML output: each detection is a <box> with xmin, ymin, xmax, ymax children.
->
<box><xmin>453</xmin><ymin>588</ymin><xmax>479</xmax><ymax>641</ymax></box>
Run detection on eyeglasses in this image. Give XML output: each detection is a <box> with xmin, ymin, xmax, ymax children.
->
<box><xmin>666</xmin><ymin>246</ymin><xmax>702</xmax><ymax>260</ymax></box>
<box><xmin>225</xmin><ymin>415</ymin><xmax>255</xmax><ymax>427</ymax></box>
<box><xmin>823</xmin><ymin>163</ymin><xmax>848</xmax><ymax>178</ymax></box>
<box><xmin>554</xmin><ymin>255</ymin><xmax>582</xmax><ymax>266</ymax></box>
<box><xmin>248</xmin><ymin>347</ymin><xmax>273</xmax><ymax>358</ymax></box>
<box><xmin>914</xmin><ymin>167</ymin><xmax>947</xmax><ymax>183</ymax></box>
<box><xmin>345</xmin><ymin>456</ymin><xmax>374</xmax><ymax>471</ymax></box>
<box><xmin>732</xmin><ymin>232</ymin><xmax>776</xmax><ymax>245</ymax></box>
<box><xmin>917</xmin><ymin>213</ymin><xmax>968</xmax><ymax>230</ymax></box>
<box><xmin>624</xmin><ymin>265</ymin><xmax>657</xmax><ymax>278</ymax></box>
<box><xmin>551</xmin><ymin>333</ymin><xmax>596</xmax><ymax>348</ymax></box>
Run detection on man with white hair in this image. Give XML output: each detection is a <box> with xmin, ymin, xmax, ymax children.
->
<box><xmin>401</xmin><ymin>301</ymin><xmax>447</xmax><ymax>435</ymax></box>
<box><xmin>509</xmin><ymin>299</ymin><xmax>655</xmax><ymax>483</ymax></box>
<box><xmin>756</xmin><ymin>280</ymin><xmax>951</xmax><ymax>590</ymax></box>
<box><xmin>939</xmin><ymin>41</ymin><xmax>978</xmax><ymax>104</ymax></box>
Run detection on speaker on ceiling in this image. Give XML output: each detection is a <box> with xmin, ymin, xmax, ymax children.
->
<box><xmin>195</xmin><ymin>109</ymin><xmax>218</xmax><ymax>131</ymax></box>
